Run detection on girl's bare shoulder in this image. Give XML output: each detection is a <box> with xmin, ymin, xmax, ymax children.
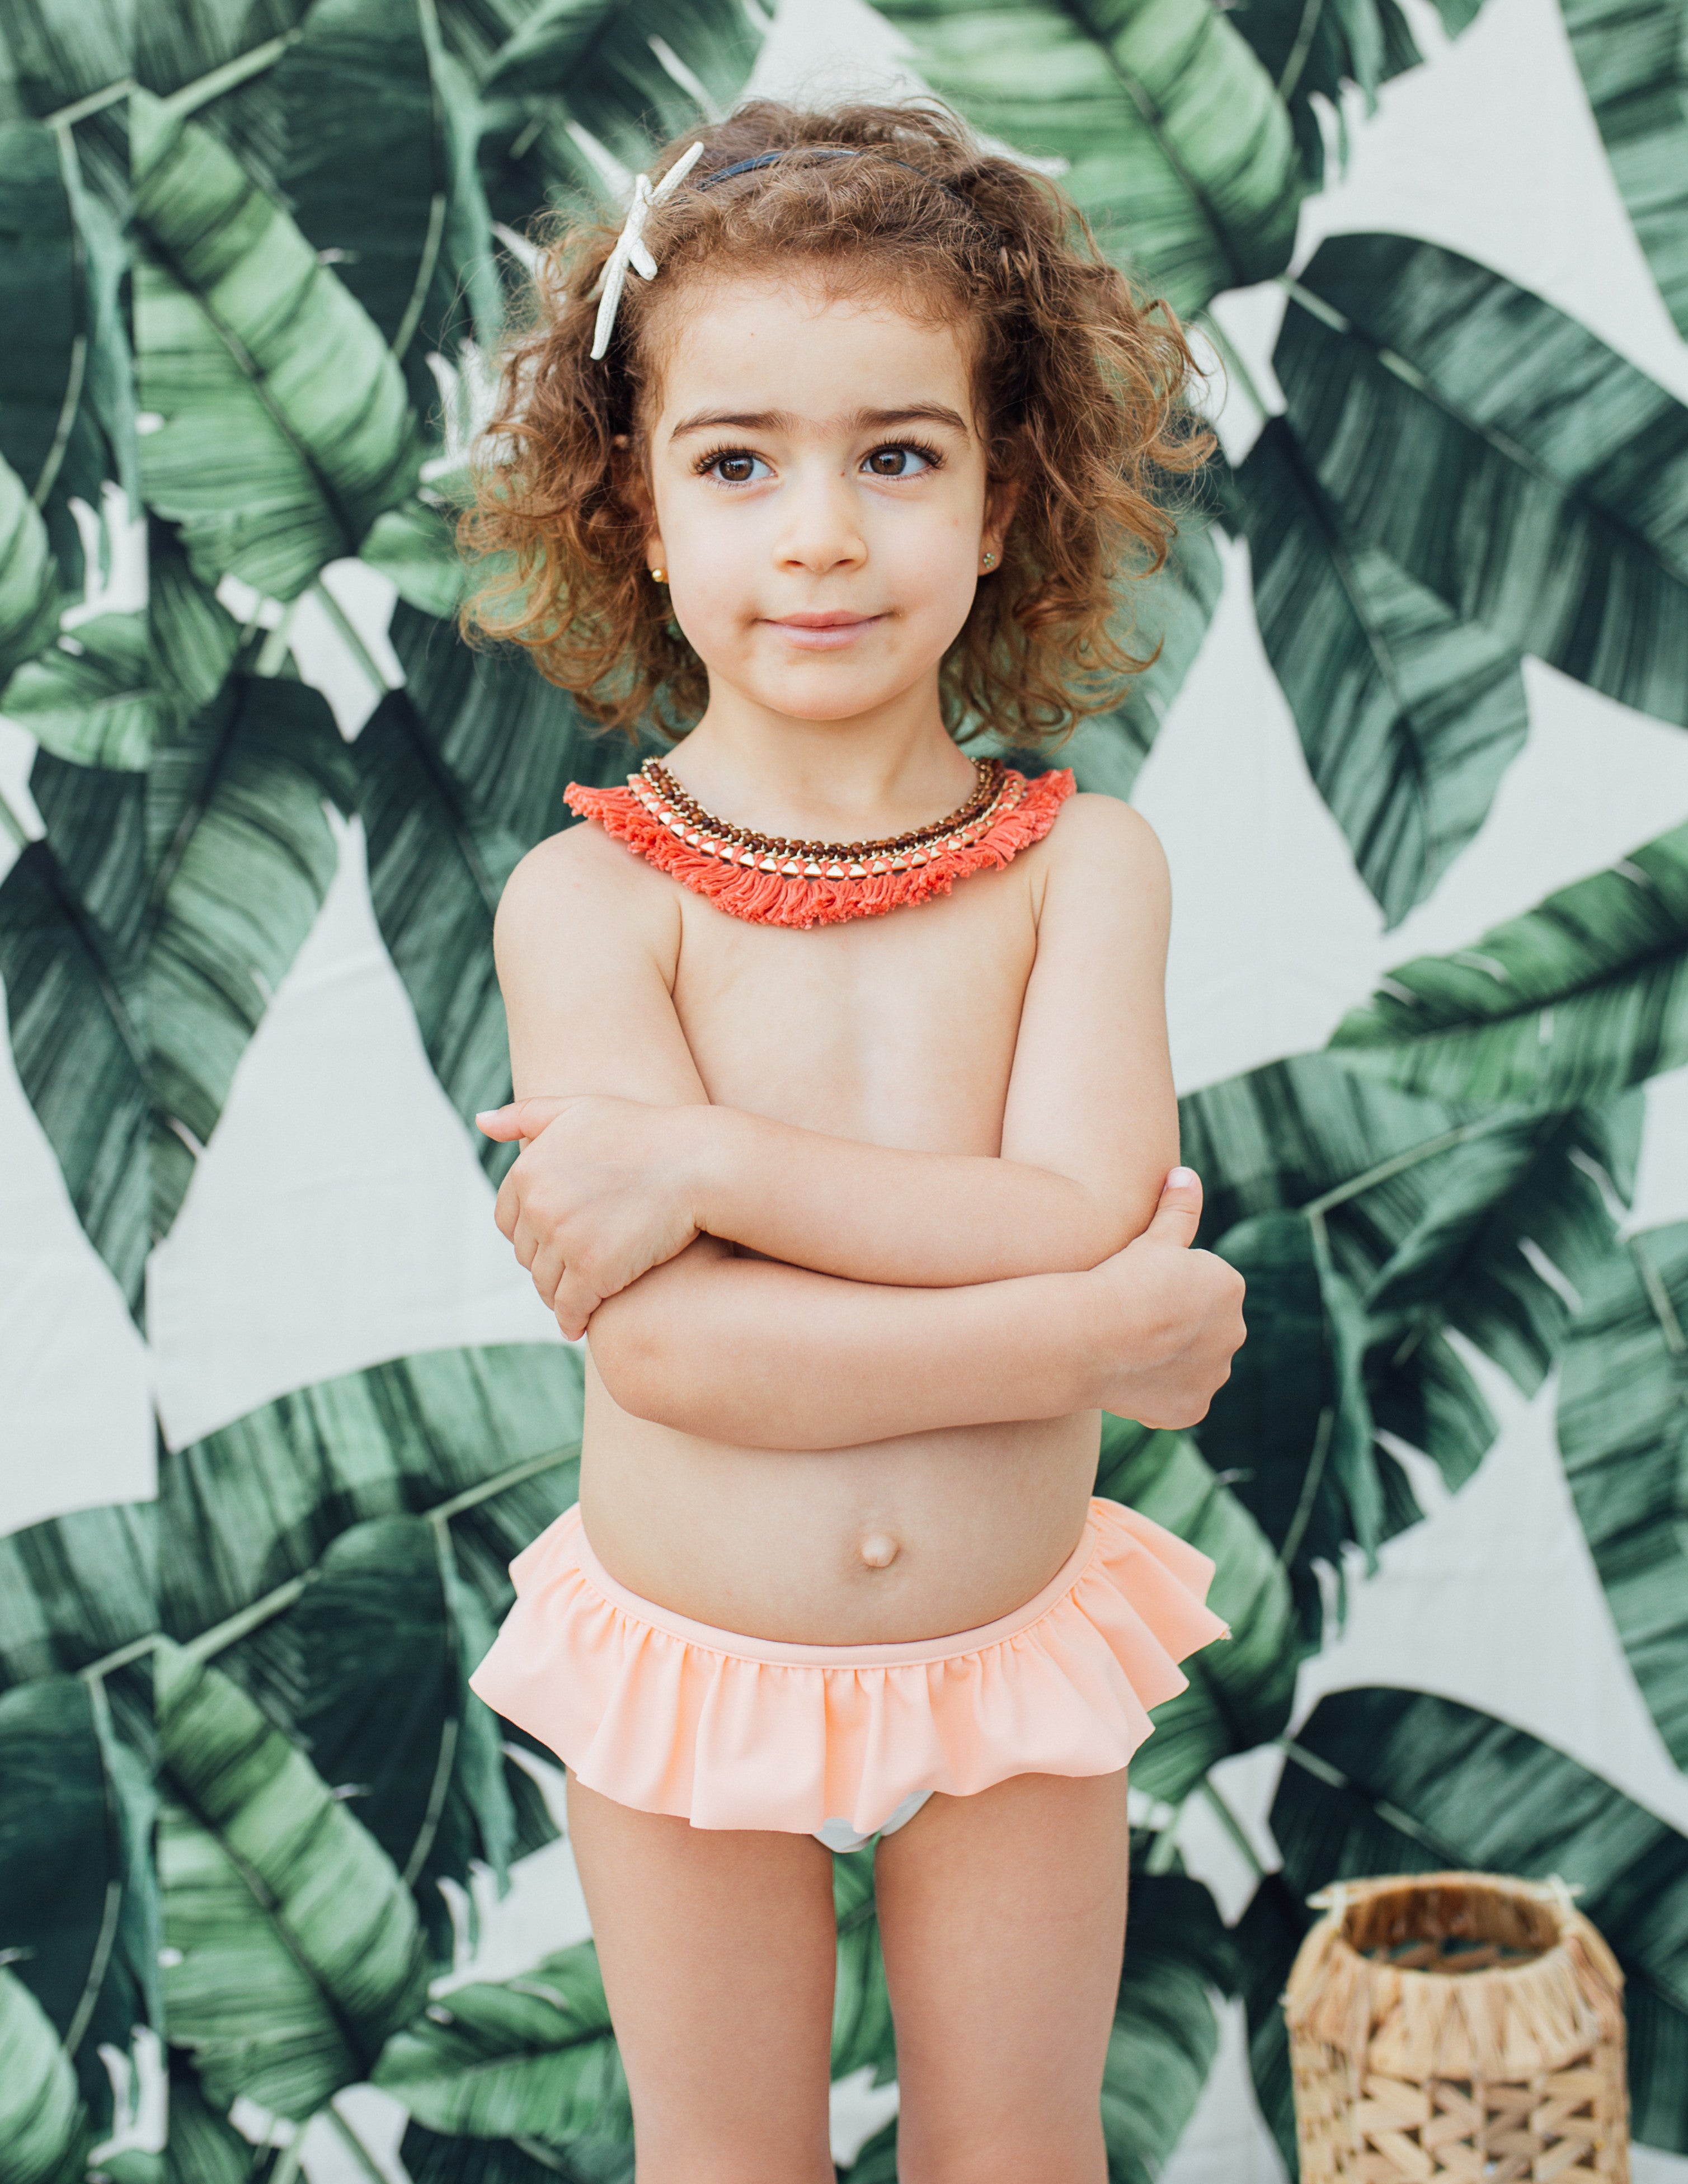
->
<box><xmin>495</xmin><ymin>815</ymin><xmax>679</xmax><ymax>973</ymax></box>
<box><xmin>1038</xmin><ymin>789</ymin><xmax>1169</xmax><ymax>905</ymax></box>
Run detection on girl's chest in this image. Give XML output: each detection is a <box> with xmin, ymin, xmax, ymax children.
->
<box><xmin>670</xmin><ymin>860</ymin><xmax>1041</xmax><ymax>1155</ymax></box>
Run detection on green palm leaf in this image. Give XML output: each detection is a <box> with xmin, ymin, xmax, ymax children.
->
<box><xmin>0</xmin><ymin>0</ymin><xmax>130</xmax><ymax>205</ymax></box>
<box><xmin>1329</xmin><ymin>819</ymin><xmax>1688</xmax><ymax>1104</ymax></box>
<box><xmin>0</xmin><ymin>591</ymin><xmax>237</xmax><ymax>770</ymax></box>
<box><xmin>0</xmin><ymin>445</ymin><xmax>60</xmax><ymax>686</ymax></box>
<box><xmin>162</xmin><ymin>2047</ymin><xmax>282</xmax><ymax>2184</ymax></box>
<box><xmin>276</xmin><ymin>0</ymin><xmax>501</xmax><ymax>429</ymax></box>
<box><xmin>839</xmin><ymin>2123</ymin><xmax>899</xmax><ymax>2183</ymax></box>
<box><xmin>1366</xmin><ymin>1099</ymin><xmax>1640</xmax><ymax>1399</ymax></box>
<box><xmin>0</xmin><ymin>672</ymin><xmax>351</xmax><ymax>1308</ymax></box>
<box><xmin>0</xmin><ymin>119</ymin><xmax>135</xmax><ymax>587</ymax></box>
<box><xmin>402</xmin><ymin>2122</ymin><xmax>633</xmax><ymax>2184</ymax></box>
<box><xmin>159</xmin><ymin>1342</ymin><xmax>583</xmax><ymax>1643</ymax></box>
<box><xmin>1180</xmin><ymin>1052</ymin><xmax>1457</xmax><ymax>1253</ymax></box>
<box><xmin>0</xmin><ymin>1964</ymin><xmax>91</xmax><ymax>2184</ymax></box>
<box><xmin>1251</xmin><ymin>1687</ymin><xmax>1688</xmax><ymax>2152</ymax></box>
<box><xmin>475</xmin><ymin>0</ymin><xmax>764</xmax><ymax>226</ymax></box>
<box><xmin>876</xmin><ymin>0</ymin><xmax>1304</xmax><ymax>314</ymax></box>
<box><xmin>1223</xmin><ymin>0</ymin><xmax>1422</xmax><ymax>183</ymax></box>
<box><xmin>4</xmin><ymin>618</ymin><xmax>161</xmax><ymax>772</ymax></box>
<box><xmin>133</xmin><ymin>0</ymin><xmax>311</xmax><ymax>92</ymax></box>
<box><xmin>1560</xmin><ymin>0</ymin><xmax>1688</xmax><ymax>340</ymax></box>
<box><xmin>373</xmin><ymin>1940</ymin><xmax>632</xmax><ymax>2143</ymax></box>
<box><xmin>361</xmin><ymin>493</ymin><xmax>470</xmax><ymax>619</ymax></box>
<box><xmin>0</xmin><ymin>1675</ymin><xmax>158</xmax><ymax>2124</ymax></box>
<box><xmin>1235</xmin><ymin>417</ymin><xmax>1529</xmax><ymax>926</ymax></box>
<box><xmin>392</xmin><ymin>601</ymin><xmax>645</xmax><ymax>838</ymax></box>
<box><xmin>1198</xmin><ymin>1207</ymin><xmax>1380</xmax><ymax>1643</ymax></box>
<box><xmin>1277</xmin><ymin>233</ymin><xmax>1688</xmax><ymax>726</ymax></box>
<box><xmin>1055</xmin><ymin>514</ymin><xmax>1224</xmax><ymax>801</ymax></box>
<box><xmin>1559</xmin><ymin>1223</ymin><xmax>1688</xmax><ymax>1769</ymax></box>
<box><xmin>1179</xmin><ymin>1056</ymin><xmax>1492</xmax><ymax>1504</ymax></box>
<box><xmin>0</xmin><ymin>831</ymin><xmax>151</xmax><ymax>1308</ymax></box>
<box><xmin>1179</xmin><ymin>1057</ymin><xmax>1631</xmax><ymax>1636</ymax></box>
<box><xmin>354</xmin><ymin>606</ymin><xmax>645</xmax><ymax>1168</ymax></box>
<box><xmin>1103</xmin><ymin>1854</ymin><xmax>1234</xmax><ymax>2184</ymax></box>
<box><xmin>830</xmin><ymin>1846</ymin><xmax>896</xmax><ymax>2087</ymax></box>
<box><xmin>131</xmin><ymin>87</ymin><xmax>422</xmax><ymax>602</ymax></box>
<box><xmin>0</xmin><ymin>1504</ymin><xmax>156</xmax><ymax>1693</ymax></box>
<box><xmin>141</xmin><ymin>674</ymin><xmax>351</xmax><ymax>1225</ymax></box>
<box><xmin>244</xmin><ymin>1513</ymin><xmax>519</xmax><ymax>1964</ymax></box>
<box><xmin>157</xmin><ymin>1639</ymin><xmax>430</xmax><ymax>2120</ymax></box>
<box><xmin>129</xmin><ymin>1</ymin><xmax>311</xmax><ymax>222</ymax></box>
<box><xmin>1229</xmin><ymin>1870</ymin><xmax>1306</xmax><ymax>2168</ymax></box>
<box><xmin>1094</xmin><ymin>1415</ymin><xmax>1295</xmax><ymax>1800</ymax></box>
<box><xmin>354</xmin><ymin>685</ymin><xmax>518</xmax><ymax>1175</ymax></box>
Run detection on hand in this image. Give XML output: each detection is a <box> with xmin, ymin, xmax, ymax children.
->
<box><xmin>477</xmin><ymin>1095</ymin><xmax>704</xmax><ymax>1338</ymax></box>
<box><xmin>1087</xmin><ymin>1167</ymin><xmax>1247</xmax><ymax>1428</ymax></box>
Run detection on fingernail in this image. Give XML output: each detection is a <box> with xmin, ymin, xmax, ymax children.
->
<box><xmin>1168</xmin><ymin>1166</ymin><xmax>1197</xmax><ymax>1189</ymax></box>
<box><xmin>474</xmin><ymin>1110</ymin><xmax>497</xmax><ymax>1124</ymax></box>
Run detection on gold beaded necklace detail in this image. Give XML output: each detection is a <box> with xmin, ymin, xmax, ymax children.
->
<box><xmin>633</xmin><ymin>756</ymin><xmax>1010</xmax><ymax>879</ymax></box>
<box><xmin>562</xmin><ymin>755</ymin><xmax>1076</xmax><ymax>929</ymax></box>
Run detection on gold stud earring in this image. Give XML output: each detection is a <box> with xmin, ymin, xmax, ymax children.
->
<box><xmin>981</xmin><ymin>550</ymin><xmax>997</xmax><ymax>571</ymax></box>
<box><xmin>649</xmin><ymin>567</ymin><xmax>667</xmax><ymax>583</ymax></box>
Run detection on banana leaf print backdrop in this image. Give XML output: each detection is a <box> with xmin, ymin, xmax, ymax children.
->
<box><xmin>2</xmin><ymin>0</ymin><xmax>1687</xmax><ymax>2177</ymax></box>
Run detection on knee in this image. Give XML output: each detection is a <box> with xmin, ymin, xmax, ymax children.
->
<box><xmin>632</xmin><ymin>2131</ymin><xmax>835</xmax><ymax>2184</ymax></box>
<box><xmin>641</xmin><ymin>2169</ymin><xmax>829</xmax><ymax>2184</ymax></box>
<box><xmin>897</xmin><ymin>2121</ymin><xmax>1107</xmax><ymax>2184</ymax></box>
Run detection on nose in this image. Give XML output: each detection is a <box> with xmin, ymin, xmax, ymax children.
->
<box><xmin>774</xmin><ymin>460</ymin><xmax>867</xmax><ymax>577</ymax></box>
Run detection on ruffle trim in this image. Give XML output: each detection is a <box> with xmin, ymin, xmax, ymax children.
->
<box><xmin>562</xmin><ymin>766</ymin><xmax>1075</xmax><ymax>928</ymax></box>
<box><xmin>469</xmin><ymin>1498</ymin><xmax>1229</xmax><ymax>1836</ymax></box>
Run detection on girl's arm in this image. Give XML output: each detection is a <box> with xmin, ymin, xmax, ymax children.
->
<box><xmin>487</xmin><ymin>795</ymin><xmax>1178</xmax><ymax>1335</ymax></box>
<box><xmin>585</xmin><ymin>1176</ymin><xmax>1244</xmax><ymax>1448</ymax></box>
<box><xmin>489</xmin><ymin>815</ymin><xmax>1242</xmax><ymax>1443</ymax></box>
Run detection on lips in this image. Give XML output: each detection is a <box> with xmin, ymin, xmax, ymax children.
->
<box><xmin>764</xmin><ymin>610</ymin><xmax>885</xmax><ymax>650</ymax></box>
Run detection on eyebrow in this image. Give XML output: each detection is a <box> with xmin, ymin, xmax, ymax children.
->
<box><xmin>667</xmin><ymin>403</ymin><xmax>972</xmax><ymax>443</ymax></box>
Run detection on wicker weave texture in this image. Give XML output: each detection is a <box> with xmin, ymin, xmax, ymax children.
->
<box><xmin>1285</xmin><ymin>1873</ymin><xmax>1629</xmax><ymax>2182</ymax></box>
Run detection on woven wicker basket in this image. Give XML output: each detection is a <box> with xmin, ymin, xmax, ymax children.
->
<box><xmin>1285</xmin><ymin>1871</ymin><xmax>1628</xmax><ymax>2181</ymax></box>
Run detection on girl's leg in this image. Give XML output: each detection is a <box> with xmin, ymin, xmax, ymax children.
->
<box><xmin>873</xmin><ymin>1767</ymin><xmax>1132</xmax><ymax>2184</ymax></box>
<box><xmin>564</xmin><ymin>1775</ymin><xmax>839</xmax><ymax>2184</ymax></box>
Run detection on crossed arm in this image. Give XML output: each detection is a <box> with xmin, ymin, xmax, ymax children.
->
<box><xmin>485</xmin><ymin>801</ymin><xmax>1245</xmax><ymax>1448</ymax></box>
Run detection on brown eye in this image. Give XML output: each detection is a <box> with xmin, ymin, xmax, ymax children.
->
<box><xmin>863</xmin><ymin>445</ymin><xmax>934</xmax><ymax>478</ymax></box>
<box><xmin>708</xmin><ymin>450</ymin><xmax>766</xmax><ymax>484</ymax></box>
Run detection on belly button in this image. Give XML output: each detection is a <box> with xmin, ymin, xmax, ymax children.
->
<box><xmin>859</xmin><ymin>1532</ymin><xmax>900</xmax><ymax>1570</ymax></box>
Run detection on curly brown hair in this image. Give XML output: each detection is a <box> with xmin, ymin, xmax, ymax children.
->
<box><xmin>459</xmin><ymin>99</ymin><xmax>1212</xmax><ymax>745</ymax></box>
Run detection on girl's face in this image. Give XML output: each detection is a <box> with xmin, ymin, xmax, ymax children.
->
<box><xmin>638</xmin><ymin>274</ymin><xmax>1007</xmax><ymax>727</ymax></box>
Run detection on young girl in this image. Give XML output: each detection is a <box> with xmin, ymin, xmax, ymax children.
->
<box><xmin>465</xmin><ymin>101</ymin><xmax>1248</xmax><ymax>2184</ymax></box>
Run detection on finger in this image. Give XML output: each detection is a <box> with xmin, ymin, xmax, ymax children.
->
<box><xmin>528</xmin><ymin>1240</ymin><xmax>567</xmax><ymax>1308</ymax></box>
<box><xmin>510</xmin><ymin>1213</ymin><xmax>542</xmax><ymax>1274</ymax></box>
<box><xmin>1142</xmin><ymin>1165</ymin><xmax>1202</xmax><ymax>1250</ymax></box>
<box><xmin>476</xmin><ymin>1096</ymin><xmax>567</xmax><ymax>1142</ymax></box>
<box><xmin>552</xmin><ymin>1267</ymin><xmax>603</xmax><ymax>1342</ymax></box>
<box><xmin>493</xmin><ymin>1170</ymin><xmax>520</xmax><ymax>1242</ymax></box>
<box><xmin>556</xmin><ymin>1299</ymin><xmax>593</xmax><ymax>1342</ymax></box>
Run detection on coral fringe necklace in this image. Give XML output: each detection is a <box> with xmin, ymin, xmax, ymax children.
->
<box><xmin>565</xmin><ymin>756</ymin><xmax>1075</xmax><ymax>929</ymax></box>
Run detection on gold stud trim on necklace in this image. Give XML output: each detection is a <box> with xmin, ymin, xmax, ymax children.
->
<box><xmin>629</xmin><ymin>756</ymin><xmax>1020</xmax><ymax>877</ymax></box>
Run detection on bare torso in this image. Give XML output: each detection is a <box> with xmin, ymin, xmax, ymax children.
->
<box><xmin>578</xmin><ymin>837</ymin><xmax>1101</xmax><ymax>1645</ymax></box>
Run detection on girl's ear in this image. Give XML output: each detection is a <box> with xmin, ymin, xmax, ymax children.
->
<box><xmin>984</xmin><ymin>470</ymin><xmax>1024</xmax><ymax>563</ymax></box>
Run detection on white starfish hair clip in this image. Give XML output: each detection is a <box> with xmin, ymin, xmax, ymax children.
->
<box><xmin>589</xmin><ymin>139</ymin><xmax>707</xmax><ymax>361</ymax></box>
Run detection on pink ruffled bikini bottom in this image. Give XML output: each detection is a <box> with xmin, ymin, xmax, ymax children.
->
<box><xmin>469</xmin><ymin>1496</ymin><xmax>1228</xmax><ymax>1850</ymax></box>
